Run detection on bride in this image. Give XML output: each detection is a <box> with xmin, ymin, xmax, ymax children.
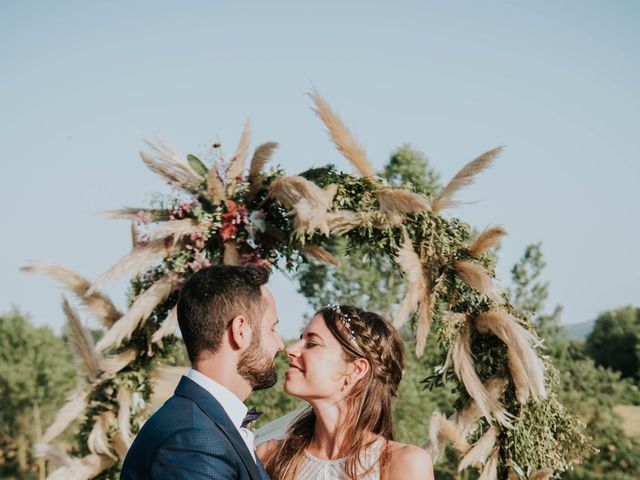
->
<box><xmin>257</xmin><ymin>305</ymin><xmax>434</xmax><ymax>479</ymax></box>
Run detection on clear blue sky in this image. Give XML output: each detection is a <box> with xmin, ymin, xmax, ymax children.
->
<box><xmin>1</xmin><ymin>1</ymin><xmax>638</xmax><ymax>337</ymax></box>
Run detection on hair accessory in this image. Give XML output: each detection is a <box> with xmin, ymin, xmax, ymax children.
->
<box><xmin>327</xmin><ymin>304</ymin><xmax>357</xmax><ymax>343</ymax></box>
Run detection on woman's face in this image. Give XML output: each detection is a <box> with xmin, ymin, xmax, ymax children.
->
<box><xmin>284</xmin><ymin>314</ymin><xmax>350</xmax><ymax>401</ymax></box>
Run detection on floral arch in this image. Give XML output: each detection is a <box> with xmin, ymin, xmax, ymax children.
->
<box><xmin>27</xmin><ymin>92</ymin><xmax>589</xmax><ymax>480</ymax></box>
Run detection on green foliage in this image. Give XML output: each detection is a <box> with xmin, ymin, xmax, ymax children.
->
<box><xmin>392</xmin><ymin>334</ymin><xmax>456</xmax><ymax>445</ymax></box>
<box><xmin>0</xmin><ymin>309</ymin><xmax>77</xmax><ymax>478</ymax></box>
<box><xmin>585</xmin><ymin>306</ymin><xmax>640</xmax><ymax>380</ymax></box>
<box><xmin>296</xmin><ymin>145</ymin><xmax>443</xmax><ymax>318</ymax></box>
<box><xmin>564</xmin><ymin>411</ymin><xmax>640</xmax><ymax>480</ymax></box>
<box><xmin>294</xmin><ymin>148</ymin><xmax>590</xmax><ymax>478</ymax></box>
<box><xmin>510</xmin><ymin>242</ymin><xmax>565</xmax><ymax>348</ymax></box>
<box><xmin>56</xmin><ymin>139</ymin><xmax>591</xmax><ymax>478</ymax></box>
<box><xmin>509</xmin><ymin>244</ymin><xmax>640</xmax><ymax>479</ymax></box>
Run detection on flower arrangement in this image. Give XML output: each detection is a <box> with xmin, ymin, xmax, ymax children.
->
<box><xmin>25</xmin><ymin>92</ymin><xmax>592</xmax><ymax>480</ymax></box>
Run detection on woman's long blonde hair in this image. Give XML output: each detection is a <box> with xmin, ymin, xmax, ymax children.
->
<box><xmin>263</xmin><ymin>306</ymin><xmax>405</xmax><ymax>480</ymax></box>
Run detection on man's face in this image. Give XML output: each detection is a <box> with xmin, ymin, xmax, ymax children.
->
<box><xmin>238</xmin><ymin>286</ymin><xmax>284</xmax><ymax>391</ymax></box>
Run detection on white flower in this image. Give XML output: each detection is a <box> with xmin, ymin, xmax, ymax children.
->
<box><xmin>247</xmin><ymin>210</ymin><xmax>266</xmax><ymax>240</ymax></box>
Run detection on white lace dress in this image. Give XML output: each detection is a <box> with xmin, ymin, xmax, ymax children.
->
<box><xmin>295</xmin><ymin>437</ymin><xmax>384</xmax><ymax>480</ymax></box>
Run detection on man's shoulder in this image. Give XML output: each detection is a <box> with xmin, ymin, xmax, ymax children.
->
<box><xmin>141</xmin><ymin>391</ymin><xmax>221</xmax><ymax>436</ymax></box>
<box><xmin>121</xmin><ymin>394</ymin><xmax>234</xmax><ymax>478</ymax></box>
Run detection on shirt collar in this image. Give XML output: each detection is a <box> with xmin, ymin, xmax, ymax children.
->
<box><xmin>187</xmin><ymin>368</ymin><xmax>248</xmax><ymax>429</ymax></box>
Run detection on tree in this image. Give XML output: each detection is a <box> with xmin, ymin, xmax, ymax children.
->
<box><xmin>509</xmin><ymin>245</ymin><xmax>640</xmax><ymax>479</ymax></box>
<box><xmin>510</xmin><ymin>242</ymin><xmax>565</xmax><ymax>350</ymax></box>
<box><xmin>0</xmin><ymin>309</ymin><xmax>77</xmax><ymax>479</ymax></box>
<box><xmin>585</xmin><ymin>306</ymin><xmax>640</xmax><ymax>380</ymax></box>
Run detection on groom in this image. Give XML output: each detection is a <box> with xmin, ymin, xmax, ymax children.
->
<box><xmin>121</xmin><ymin>264</ymin><xmax>283</xmax><ymax>479</ymax></box>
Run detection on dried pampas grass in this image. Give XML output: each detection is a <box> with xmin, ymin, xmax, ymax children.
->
<box><xmin>301</xmin><ymin>245</ymin><xmax>340</xmax><ymax>267</ymax></box>
<box><xmin>529</xmin><ymin>468</ymin><xmax>553</xmax><ymax>480</ymax></box>
<box><xmin>415</xmin><ymin>293</ymin><xmax>433</xmax><ymax>358</ymax></box>
<box><xmin>62</xmin><ymin>297</ymin><xmax>99</xmax><ymax>380</ymax></box>
<box><xmin>149</xmin><ymin>219</ymin><xmax>204</xmax><ymax>241</ymax></box>
<box><xmin>479</xmin><ymin>449</ymin><xmax>499</xmax><ymax>480</ymax></box>
<box><xmin>88</xmin><ymin>411</ymin><xmax>117</xmax><ymax>460</ymax></box>
<box><xmin>21</xmin><ymin>264</ymin><xmax>121</xmax><ymax>327</ymax></box>
<box><xmin>249</xmin><ymin>142</ymin><xmax>278</xmax><ymax>183</ymax></box>
<box><xmin>47</xmin><ymin>453</ymin><xmax>115</xmax><ymax>480</ymax></box>
<box><xmin>140</xmin><ymin>139</ymin><xmax>202</xmax><ymax>193</ymax></box>
<box><xmin>309</xmin><ymin>89</ymin><xmax>374</xmax><ymax>178</ymax></box>
<box><xmin>34</xmin><ymin>442</ymin><xmax>72</xmax><ymax>468</ymax></box>
<box><xmin>268</xmin><ymin>176</ymin><xmax>337</xmax><ymax>236</ymax></box>
<box><xmin>117</xmin><ymin>386</ymin><xmax>133</xmax><ymax>452</ymax></box>
<box><xmin>90</xmin><ymin>238</ymin><xmax>175</xmax><ymax>294</ymax></box>
<box><xmin>393</xmin><ymin>237</ymin><xmax>426</xmax><ymax>329</ymax></box>
<box><xmin>432</xmin><ymin>147</ymin><xmax>502</xmax><ymax>212</ymax></box>
<box><xmin>375</xmin><ymin>189</ymin><xmax>431</xmax><ymax>217</ymax></box>
<box><xmin>42</xmin><ymin>389</ymin><xmax>88</xmax><ymax>443</ymax></box>
<box><xmin>143</xmin><ymin>136</ymin><xmax>200</xmax><ymax>176</ymax></box>
<box><xmin>507</xmin><ymin>348</ymin><xmax>531</xmax><ymax>404</ymax></box>
<box><xmin>102</xmin><ymin>207</ymin><xmax>170</xmax><ymax>222</ymax></box>
<box><xmin>454</xmin><ymin>260</ymin><xmax>503</xmax><ymax>304</ymax></box>
<box><xmin>459</xmin><ymin>427</ymin><xmax>498</xmax><ymax>471</ymax></box>
<box><xmin>151</xmin><ymin>306</ymin><xmax>178</xmax><ymax>347</ymax></box>
<box><xmin>227</xmin><ymin>120</ymin><xmax>251</xmax><ymax>183</ymax></box>
<box><xmin>453</xmin><ymin>325</ymin><xmax>513</xmax><ymax>428</ymax></box>
<box><xmin>476</xmin><ymin>311</ymin><xmax>547</xmax><ymax>403</ymax></box>
<box><xmin>206</xmin><ymin>167</ymin><xmax>226</xmax><ymax>205</ymax></box>
<box><xmin>453</xmin><ymin>376</ymin><xmax>509</xmax><ymax>436</ymax></box>
<box><xmin>425</xmin><ymin>411</ymin><xmax>470</xmax><ymax>460</ymax></box>
<box><xmin>468</xmin><ymin>226</ymin><xmax>507</xmax><ymax>257</ymax></box>
<box><xmin>327</xmin><ymin>210</ymin><xmax>363</xmax><ymax>235</ymax></box>
<box><xmin>95</xmin><ymin>275</ymin><xmax>175</xmax><ymax>353</ymax></box>
<box><xmin>99</xmin><ymin>348</ymin><xmax>139</xmax><ymax>375</ymax></box>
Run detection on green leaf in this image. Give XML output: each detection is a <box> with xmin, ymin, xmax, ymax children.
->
<box><xmin>187</xmin><ymin>154</ymin><xmax>209</xmax><ymax>177</ymax></box>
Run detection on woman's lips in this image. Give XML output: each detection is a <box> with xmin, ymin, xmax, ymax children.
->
<box><xmin>286</xmin><ymin>364</ymin><xmax>304</xmax><ymax>374</ymax></box>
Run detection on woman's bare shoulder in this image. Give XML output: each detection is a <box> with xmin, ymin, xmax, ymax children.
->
<box><xmin>385</xmin><ymin>441</ymin><xmax>434</xmax><ymax>480</ymax></box>
<box><xmin>255</xmin><ymin>439</ymin><xmax>282</xmax><ymax>461</ymax></box>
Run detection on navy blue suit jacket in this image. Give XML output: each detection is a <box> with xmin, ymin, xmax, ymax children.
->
<box><xmin>120</xmin><ymin>376</ymin><xmax>269</xmax><ymax>480</ymax></box>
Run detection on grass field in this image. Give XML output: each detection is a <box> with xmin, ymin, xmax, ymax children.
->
<box><xmin>614</xmin><ymin>405</ymin><xmax>640</xmax><ymax>438</ymax></box>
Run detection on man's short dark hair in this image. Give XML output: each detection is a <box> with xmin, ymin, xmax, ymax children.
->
<box><xmin>177</xmin><ymin>264</ymin><xmax>270</xmax><ymax>364</ymax></box>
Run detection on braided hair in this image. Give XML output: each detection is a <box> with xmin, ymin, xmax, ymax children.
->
<box><xmin>263</xmin><ymin>305</ymin><xmax>405</xmax><ymax>480</ymax></box>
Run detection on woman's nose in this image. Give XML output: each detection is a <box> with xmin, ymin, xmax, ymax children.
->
<box><xmin>285</xmin><ymin>340</ymin><xmax>301</xmax><ymax>358</ymax></box>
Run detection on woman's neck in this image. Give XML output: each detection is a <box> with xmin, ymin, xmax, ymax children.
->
<box><xmin>307</xmin><ymin>400</ymin><xmax>350</xmax><ymax>460</ymax></box>
<box><xmin>307</xmin><ymin>399</ymin><xmax>376</xmax><ymax>460</ymax></box>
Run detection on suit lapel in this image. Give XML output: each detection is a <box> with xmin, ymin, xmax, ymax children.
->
<box><xmin>175</xmin><ymin>376</ymin><xmax>262</xmax><ymax>480</ymax></box>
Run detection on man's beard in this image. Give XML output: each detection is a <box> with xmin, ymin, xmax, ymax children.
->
<box><xmin>238</xmin><ymin>335</ymin><xmax>278</xmax><ymax>391</ymax></box>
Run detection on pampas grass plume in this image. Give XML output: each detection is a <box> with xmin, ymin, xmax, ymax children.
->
<box><xmin>432</xmin><ymin>147</ymin><xmax>502</xmax><ymax>212</ymax></box>
<box><xmin>21</xmin><ymin>264</ymin><xmax>121</xmax><ymax>327</ymax></box>
<box><xmin>61</xmin><ymin>297</ymin><xmax>99</xmax><ymax>380</ymax></box>
<box><xmin>95</xmin><ymin>275</ymin><xmax>175</xmax><ymax>353</ymax></box>
<box><xmin>309</xmin><ymin>89</ymin><xmax>374</xmax><ymax>178</ymax></box>
<box><xmin>468</xmin><ymin>226</ymin><xmax>507</xmax><ymax>257</ymax></box>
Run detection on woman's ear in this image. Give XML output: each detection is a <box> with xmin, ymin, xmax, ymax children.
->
<box><xmin>348</xmin><ymin>357</ymin><xmax>370</xmax><ymax>383</ymax></box>
<box><xmin>229</xmin><ymin>315</ymin><xmax>253</xmax><ymax>350</ymax></box>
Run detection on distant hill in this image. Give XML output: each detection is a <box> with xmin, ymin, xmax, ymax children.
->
<box><xmin>566</xmin><ymin>320</ymin><xmax>595</xmax><ymax>340</ymax></box>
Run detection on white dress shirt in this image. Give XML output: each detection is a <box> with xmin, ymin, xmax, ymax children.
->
<box><xmin>187</xmin><ymin>368</ymin><xmax>256</xmax><ymax>461</ymax></box>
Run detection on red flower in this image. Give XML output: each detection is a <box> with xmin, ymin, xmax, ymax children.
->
<box><xmin>221</xmin><ymin>223</ymin><xmax>238</xmax><ymax>241</ymax></box>
<box><xmin>222</xmin><ymin>200</ymin><xmax>238</xmax><ymax>221</ymax></box>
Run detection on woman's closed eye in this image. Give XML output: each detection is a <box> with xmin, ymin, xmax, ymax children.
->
<box><xmin>305</xmin><ymin>341</ymin><xmax>318</xmax><ymax>349</ymax></box>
